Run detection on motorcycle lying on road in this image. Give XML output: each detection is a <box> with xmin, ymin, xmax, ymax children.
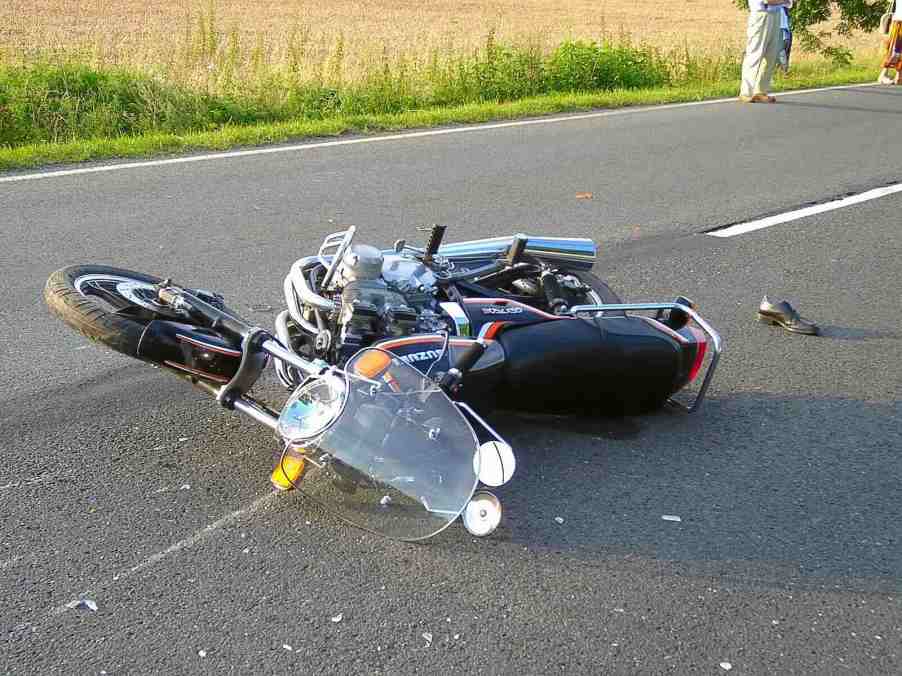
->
<box><xmin>44</xmin><ymin>226</ymin><xmax>721</xmax><ymax>540</ymax></box>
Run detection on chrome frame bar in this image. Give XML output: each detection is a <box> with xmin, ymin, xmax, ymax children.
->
<box><xmin>567</xmin><ymin>303</ymin><xmax>723</xmax><ymax>413</ymax></box>
<box><xmin>262</xmin><ymin>338</ymin><xmax>327</xmax><ymax>378</ymax></box>
<box><xmin>190</xmin><ymin>378</ymin><xmax>280</xmax><ymax>431</ymax></box>
<box><xmin>455</xmin><ymin>401</ymin><xmax>510</xmax><ymax>447</ymax></box>
<box><xmin>233</xmin><ymin>397</ymin><xmax>280</xmax><ymax>431</ymax></box>
<box><xmin>287</xmin><ymin>256</ymin><xmax>336</xmax><ymax>313</ymax></box>
<box><xmin>319</xmin><ymin>226</ymin><xmax>356</xmax><ymax>290</ymax></box>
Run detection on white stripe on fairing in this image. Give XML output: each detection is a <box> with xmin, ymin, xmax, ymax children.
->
<box><xmin>707</xmin><ymin>182</ymin><xmax>902</xmax><ymax>238</ymax></box>
<box><xmin>0</xmin><ymin>83</ymin><xmax>876</xmax><ymax>184</ymax></box>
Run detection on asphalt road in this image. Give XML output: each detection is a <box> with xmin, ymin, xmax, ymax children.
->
<box><xmin>1</xmin><ymin>86</ymin><xmax>900</xmax><ymax>674</ymax></box>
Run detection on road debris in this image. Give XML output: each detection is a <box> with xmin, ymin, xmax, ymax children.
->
<box><xmin>719</xmin><ymin>662</ymin><xmax>732</xmax><ymax>671</ymax></box>
<box><xmin>422</xmin><ymin>632</ymin><xmax>433</xmax><ymax>647</ymax></box>
<box><xmin>661</xmin><ymin>514</ymin><xmax>682</xmax><ymax>522</ymax></box>
<box><xmin>575</xmin><ymin>192</ymin><xmax>593</xmax><ymax>200</ymax></box>
<box><xmin>554</xmin><ymin>516</ymin><xmax>565</xmax><ymax>524</ymax></box>
<box><xmin>178</xmin><ymin>437</ymin><xmax>189</xmax><ymax>443</ymax></box>
<box><xmin>180</xmin><ymin>484</ymin><xmax>191</xmax><ymax>490</ymax></box>
<box><xmin>65</xmin><ymin>598</ymin><xmax>98</xmax><ymax>612</ymax></box>
<box><xmin>282</xmin><ymin>644</ymin><xmax>293</xmax><ymax>651</ymax></box>
<box><xmin>380</xmin><ymin>495</ymin><xmax>392</xmax><ymax>506</ymax></box>
<box><xmin>198</xmin><ymin>650</ymin><xmax>207</xmax><ymax>658</ymax></box>
<box><xmin>251</xmin><ymin>304</ymin><xmax>274</xmax><ymax>312</ymax></box>
<box><xmin>331</xmin><ymin>613</ymin><xmax>343</xmax><ymax>623</ymax></box>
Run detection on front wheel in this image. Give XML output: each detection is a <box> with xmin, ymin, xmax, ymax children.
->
<box><xmin>44</xmin><ymin>265</ymin><xmax>190</xmax><ymax>358</ymax></box>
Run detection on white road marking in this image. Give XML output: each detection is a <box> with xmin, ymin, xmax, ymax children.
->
<box><xmin>0</xmin><ymin>82</ymin><xmax>875</xmax><ymax>185</ymax></box>
<box><xmin>0</xmin><ymin>473</ymin><xmax>51</xmax><ymax>490</ymax></box>
<box><xmin>49</xmin><ymin>490</ymin><xmax>279</xmax><ymax>616</ymax></box>
<box><xmin>707</xmin><ymin>182</ymin><xmax>902</xmax><ymax>238</ymax></box>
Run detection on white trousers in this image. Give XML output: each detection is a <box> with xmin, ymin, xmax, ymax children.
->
<box><xmin>740</xmin><ymin>11</ymin><xmax>783</xmax><ymax>97</ymax></box>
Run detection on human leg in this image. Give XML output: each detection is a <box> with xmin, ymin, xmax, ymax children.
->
<box><xmin>754</xmin><ymin>12</ymin><xmax>782</xmax><ymax>97</ymax></box>
<box><xmin>740</xmin><ymin>11</ymin><xmax>769</xmax><ymax>98</ymax></box>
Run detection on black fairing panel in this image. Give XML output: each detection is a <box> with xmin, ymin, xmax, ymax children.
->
<box><xmin>137</xmin><ymin>320</ymin><xmax>242</xmax><ymax>383</ymax></box>
<box><xmin>497</xmin><ymin>316</ymin><xmax>682</xmax><ymax>413</ymax></box>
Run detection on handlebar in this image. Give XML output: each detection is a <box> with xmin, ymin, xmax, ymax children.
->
<box><xmin>158</xmin><ymin>286</ymin><xmax>255</xmax><ymax>341</ymax></box>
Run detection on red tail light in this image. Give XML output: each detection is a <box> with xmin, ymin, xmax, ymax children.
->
<box><xmin>687</xmin><ymin>335</ymin><xmax>708</xmax><ymax>383</ymax></box>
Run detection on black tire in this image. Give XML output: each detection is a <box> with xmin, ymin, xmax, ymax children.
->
<box><xmin>568</xmin><ymin>270</ymin><xmax>622</xmax><ymax>305</ymax></box>
<box><xmin>44</xmin><ymin>265</ymin><xmax>164</xmax><ymax>359</ymax></box>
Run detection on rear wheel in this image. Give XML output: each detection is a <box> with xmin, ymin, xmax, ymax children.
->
<box><xmin>564</xmin><ymin>270</ymin><xmax>622</xmax><ymax>306</ymax></box>
<box><xmin>44</xmin><ymin>265</ymin><xmax>187</xmax><ymax>358</ymax></box>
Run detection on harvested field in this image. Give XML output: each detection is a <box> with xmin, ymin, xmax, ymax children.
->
<box><xmin>0</xmin><ymin>0</ymin><xmax>879</xmax><ymax>79</ymax></box>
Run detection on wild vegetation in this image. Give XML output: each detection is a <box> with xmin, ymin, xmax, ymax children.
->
<box><xmin>0</xmin><ymin>1</ymin><xmax>882</xmax><ymax>167</ymax></box>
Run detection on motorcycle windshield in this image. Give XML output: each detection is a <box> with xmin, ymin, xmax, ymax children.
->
<box><xmin>285</xmin><ymin>348</ymin><xmax>480</xmax><ymax>541</ymax></box>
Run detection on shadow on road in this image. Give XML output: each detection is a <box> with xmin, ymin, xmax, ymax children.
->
<box><xmin>487</xmin><ymin>392</ymin><xmax>902</xmax><ymax>591</ymax></box>
<box><xmin>778</xmin><ymin>99</ymin><xmax>902</xmax><ymax>115</ymax></box>
<box><xmin>829</xmin><ymin>86</ymin><xmax>902</xmax><ymax>97</ymax></box>
<box><xmin>817</xmin><ymin>324</ymin><xmax>901</xmax><ymax>341</ymax></box>
<box><xmin>8</xmin><ymin>363</ymin><xmax>900</xmax><ymax>595</ymax></box>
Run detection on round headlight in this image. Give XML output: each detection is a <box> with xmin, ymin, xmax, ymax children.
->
<box><xmin>278</xmin><ymin>375</ymin><xmax>346</xmax><ymax>441</ymax></box>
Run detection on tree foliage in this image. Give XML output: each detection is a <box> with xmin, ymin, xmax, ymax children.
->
<box><xmin>735</xmin><ymin>0</ymin><xmax>889</xmax><ymax>63</ymax></box>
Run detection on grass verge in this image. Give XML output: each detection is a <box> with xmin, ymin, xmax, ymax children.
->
<box><xmin>0</xmin><ymin>60</ymin><xmax>875</xmax><ymax>173</ymax></box>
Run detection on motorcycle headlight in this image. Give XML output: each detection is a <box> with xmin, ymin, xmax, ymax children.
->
<box><xmin>278</xmin><ymin>374</ymin><xmax>347</xmax><ymax>442</ymax></box>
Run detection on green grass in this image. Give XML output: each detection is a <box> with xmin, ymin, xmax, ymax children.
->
<box><xmin>0</xmin><ymin>38</ymin><xmax>877</xmax><ymax>172</ymax></box>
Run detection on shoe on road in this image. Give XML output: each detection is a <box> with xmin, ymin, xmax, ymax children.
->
<box><xmin>757</xmin><ymin>296</ymin><xmax>820</xmax><ymax>335</ymax></box>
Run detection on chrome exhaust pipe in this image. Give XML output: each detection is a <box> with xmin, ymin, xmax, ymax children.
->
<box><xmin>436</xmin><ymin>235</ymin><xmax>596</xmax><ymax>271</ymax></box>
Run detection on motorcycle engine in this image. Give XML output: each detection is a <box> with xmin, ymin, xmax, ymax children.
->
<box><xmin>331</xmin><ymin>244</ymin><xmax>445</xmax><ymax>359</ymax></box>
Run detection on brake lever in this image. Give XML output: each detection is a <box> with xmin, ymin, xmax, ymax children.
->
<box><xmin>439</xmin><ymin>339</ymin><xmax>487</xmax><ymax>392</ymax></box>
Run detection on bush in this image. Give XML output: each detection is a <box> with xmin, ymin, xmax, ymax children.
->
<box><xmin>547</xmin><ymin>40</ymin><xmax>669</xmax><ymax>92</ymax></box>
<box><xmin>0</xmin><ymin>39</ymin><xmax>735</xmax><ymax>148</ymax></box>
<box><xmin>0</xmin><ymin>63</ymin><xmax>210</xmax><ymax>145</ymax></box>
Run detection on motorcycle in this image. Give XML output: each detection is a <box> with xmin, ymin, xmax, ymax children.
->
<box><xmin>44</xmin><ymin>226</ymin><xmax>721</xmax><ymax>540</ymax></box>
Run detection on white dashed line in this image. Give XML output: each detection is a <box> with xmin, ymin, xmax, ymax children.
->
<box><xmin>707</xmin><ymin>182</ymin><xmax>902</xmax><ymax>238</ymax></box>
<box><xmin>48</xmin><ymin>490</ymin><xmax>280</xmax><ymax>617</ymax></box>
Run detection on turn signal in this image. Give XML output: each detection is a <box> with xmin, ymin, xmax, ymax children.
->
<box><xmin>271</xmin><ymin>454</ymin><xmax>306</xmax><ymax>491</ymax></box>
<box><xmin>353</xmin><ymin>350</ymin><xmax>392</xmax><ymax>378</ymax></box>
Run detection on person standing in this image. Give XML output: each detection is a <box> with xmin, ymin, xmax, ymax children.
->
<box><xmin>740</xmin><ymin>0</ymin><xmax>793</xmax><ymax>103</ymax></box>
<box><xmin>878</xmin><ymin>0</ymin><xmax>902</xmax><ymax>84</ymax></box>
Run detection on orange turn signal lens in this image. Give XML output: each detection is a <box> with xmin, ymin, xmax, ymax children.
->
<box><xmin>271</xmin><ymin>454</ymin><xmax>306</xmax><ymax>491</ymax></box>
<box><xmin>353</xmin><ymin>350</ymin><xmax>392</xmax><ymax>378</ymax></box>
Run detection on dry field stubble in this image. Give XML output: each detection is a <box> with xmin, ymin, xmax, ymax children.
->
<box><xmin>0</xmin><ymin>0</ymin><xmax>880</xmax><ymax>81</ymax></box>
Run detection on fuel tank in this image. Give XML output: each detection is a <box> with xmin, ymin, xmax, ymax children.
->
<box><xmin>375</xmin><ymin>334</ymin><xmax>505</xmax><ymax>410</ymax></box>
